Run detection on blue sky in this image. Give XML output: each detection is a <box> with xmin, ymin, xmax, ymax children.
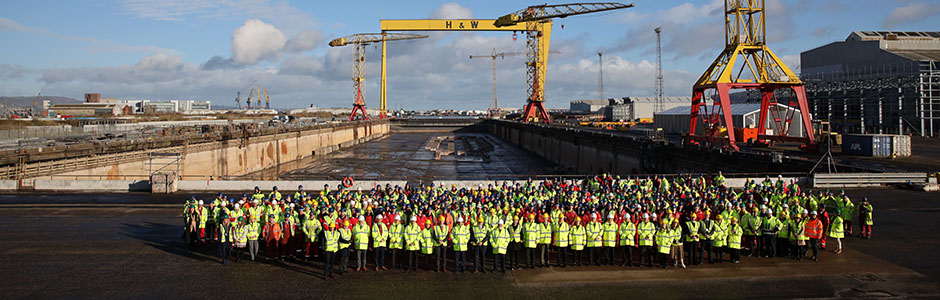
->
<box><xmin>1</xmin><ymin>0</ymin><xmax>938</xmax><ymax>110</ymax></box>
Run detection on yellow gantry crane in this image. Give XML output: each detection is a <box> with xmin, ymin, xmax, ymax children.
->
<box><xmin>470</xmin><ymin>49</ymin><xmax>560</xmax><ymax>118</ymax></box>
<box><xmin>494</xmin><ymin>2</ymin><xmax>633</xmax><ymax>123</ymax></box>
<box><xmin>378</xmin><ymin>3</ymin><xmax>633</xmax><ymax>124</ymax></box>
<box><xmin>329</xmin><ymin>33</ymin><xmax>428</xmax><ymax>120</ymax></box>
<box><xmin>688</xmin><ymin>0</ymin><xmax>815</xmax><ymax>151</ymax></box>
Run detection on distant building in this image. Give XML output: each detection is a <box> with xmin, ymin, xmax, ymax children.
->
<box><xmin>48</xmin><ymin>103</ymin><xmax>122</xmax><ymax>116</ymax></box>
<box><xmin>653</xmin><ymin>104</ymin><xmax>805</xmax><ymax>137</ymax></box>
<box><xmin>619</xmin><ymin>97</ymin><xmax>691</xmax><ymax>121</ymax></box>
<box><xmin>84</xmin><ymin>93</ymin><xmax>101</xmax><ymax>103</ymax></box>
<box><xmin>144</xmin><ymin>102</ymin><xmax>178</xmax><ymax>114</ymax></box>
<box><xmin>802</xmin><ymin>31</ymin><xmax>940</xmax><ymax>136</ymax></box>
<box><xmin>569</xmin><ymin>100</ymin><xmax>608</xmax><ymax>113</ymax></box>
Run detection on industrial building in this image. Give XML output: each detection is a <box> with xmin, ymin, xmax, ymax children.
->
<box><xmin>654</xmin><ymin>103</ymin><xmax>806</xmax><ymax>138</ymax></box>
<box><xmin>569</xmin><ymin>100</ymin><xmax>608</xmax><ymax>113</ymax></box>
<box><xmin>623</xmin><ymin>97</ymin><xmax>690</xmax><ymax>120</ymax></box>
<box><xmin>802</xmin><ymin>31</ymin><xmax>939</xmax><ymax>137</ymax></box>
<box><xmin>47</xmin><ymin>103</ymin><xmax>124</xmax><ymax>117</ymax></box>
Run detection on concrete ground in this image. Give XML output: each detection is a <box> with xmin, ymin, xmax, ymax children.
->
<box><xmin>1</xmin><ymin>188</ymin><xmax>938</xmax><ymax>299</ymax></box>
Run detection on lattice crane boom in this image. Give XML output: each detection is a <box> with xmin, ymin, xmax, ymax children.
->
<box><xmin>495</xmin><ymin>2</ymin><xmax>633</xmax><ymax>123</ymax></box>
<box><xmin>494</xmin><ymin>3</ymin><xmax>634</xmax><ymax>27</ymax></box>
<box><xmin>329</xmin><ymin>33</ymin><xmax>428</xmax><ymax>120</ymax></box>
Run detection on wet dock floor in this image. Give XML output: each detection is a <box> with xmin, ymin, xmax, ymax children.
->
<box><xmin>254</xmin><ymin>131</ymin><xmax>566</xmax><ymax>181</ymax></box>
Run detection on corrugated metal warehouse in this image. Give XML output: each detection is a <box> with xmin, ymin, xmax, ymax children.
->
<box><xmin>653</xmin><ymin>104</ymin><xmax>805</xmax><ymax>137</ymax></box>
<box><xmin>624</xmin><ymin>97</ymin><xmax>690</xmax><ymax>120</ymax></box>
<box><xmin>569</xmin><ymin>100</ymin><xmax>608</xmax><ymax>113</ymax></box>
<box><xmin>802</xmin><ymin>31</ymin><xmax>939</xmax><ymax>137</ymax></box>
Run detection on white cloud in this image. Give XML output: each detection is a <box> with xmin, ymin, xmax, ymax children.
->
<box><xmin>285</xmin><ymin>30</ymin><xmax>325</xmax><ymax>52</ymax></box>
<box><xmin>0</xmin><ymin>17</ymin><xmax>175</xmax><ymax>54</ymax></box>
<box><xmin>884</xmin><ymin>2</ymin><xmax>940</xmax><ymax>28</ymax></box>
<box><xmin>429</xmin><ymin>3</ymin><xmax>473</xmax><ymax>19</ymax></box>
<box><xmin>116</xmin><ymin>0</ymin><xmax>317</xmax><ymax>34</ymax></box>
<box><xmin>232</xmin><ymin>19</ymin><xmax>287</xmax><ymax>65</ymax></box>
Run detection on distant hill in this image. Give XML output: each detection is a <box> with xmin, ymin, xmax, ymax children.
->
<box><xmin>0</xmin><ymin>96</ymin><xmax>81</xmax><ymax>108</ymax></box>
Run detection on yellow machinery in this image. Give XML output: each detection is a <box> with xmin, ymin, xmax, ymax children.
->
<box><xmin>379</xmin><ymin>2</ymin><xmax>634</xmax><ymax>123</ymax></box>
<box><xmin>688</xmin><ymin>0</ymin><xmax>815</xmax><ymax>151</ymax></box>
<box><xmin>329</xmin><ymin>33</ymin><xmax>428</xmax><ymax>120</ymax></box>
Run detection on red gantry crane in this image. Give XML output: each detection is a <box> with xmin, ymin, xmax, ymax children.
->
<box><xmin>688</xmin><ymin>0</ymin><xmax>815</xmax><ymax>151</ymax></box>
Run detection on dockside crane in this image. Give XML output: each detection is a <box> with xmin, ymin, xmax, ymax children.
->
<box><xmin>494</xmin><ymin>2</ymin><xmax>634</xmax><ymax>123</ymax></box>
<box><xmin>329</xmin><ymin>33</ymin><xmax>428</xmax><ymax>120</ymax></box>
<box><xmin>235</xmin><ymin>80</ymin><xmax>257</xmax><ymax>109</ymax></box>
<box><xmin>687</xmin><ymin>0</ymin><xmax>815</xmax><ymax>151</ymax></box>
<box><xmin>470</xmin><ymin>49</ymin><xmax>560</xmax><ymax>118</ymax></box>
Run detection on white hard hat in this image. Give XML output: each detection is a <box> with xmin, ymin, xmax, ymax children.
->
<box><xmin>810</xmin><ymin>210</ymin><xmax>817</xmax><ymax>215</ymax></box>
<box><xmin>410</xmin><ymin>216</ymin><xmax>417</xmax><ymax>221</ymax></box>
<box><xmin>782</xmin><ymin>204</ymin><xmax>789</xmax><ymax>208</ymax></box>
<box><xmin>394</xmin><ymin>215</ymin><xmax>401</xmax><ymax>221</ymax></box>
<box><xmin>498</xmin><ymin>219</ymin><xmax>504</xmax><ymax>225</ymax></box>
<box><xmin>651</xmin><ymin>213</ymin><xmax>658</xmax><ymax>219</ymax></box>
<box><xmin>608</xmin><ymin>212</ymin><xmax>615</xmax><ymax>219</ymax></box>
<box><xmin>624</xmin><ymin>213</ymin><xmax>631</xmax><ymax>219</ymax></box>
<box><xmin>377</xmin><ymin>215</ymin><xmax>384</xmax><ymax>219</ymax></box>
<box><xmin>358</xmin><ymin>216</ymin><xmax>365</xmax><ymax>221</ymax></box>
<box><xmin>643</xmin><ymin>213</ymin><xmax>650</xmax><ymax>219</ymax></box>
<box><xmin>198</xmin><ymin>200</ymin><xmax>204</xmax><ymax>205</ymax></box>
<box><xmin>238</xmin><ymin>200</ymin><xmax>244</xmax><ymax>205</ymax></box>
<box><xmin>458</xmin><ymin>216</ymin><xmax>464</xmax><ymax>222</ymax></box>
<box><xmin>802</xmin><ymin>209</ymin><xmax>809</xmax><ymax>214</ymax></box>
<box><xmin>252</xmin><ymin>199</ymin><xmax>258</xmax><ymax>204</ymax></box>
<box><xmin>289</xmin><ymin>203</ymin><xmax>295</xmax><ymax>208</ymax></box>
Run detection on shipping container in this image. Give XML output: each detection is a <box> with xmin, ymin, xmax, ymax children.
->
<box><xmin>842</xmin><ymin>134</ymin><xmax>894</xmax><ymax>157</ymax></box>
<box><xmin>891</xmin><ymin>134</ymin><xmax>912</xmax><ymax>157</ymax></box>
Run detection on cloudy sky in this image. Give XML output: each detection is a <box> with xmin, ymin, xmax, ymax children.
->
<box><xmin>1</xmin><ymin>0</ymin><xmax>938</xmax><ymax>110</ymax></box>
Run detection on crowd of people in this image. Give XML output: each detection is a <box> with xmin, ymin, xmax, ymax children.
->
<box><xmin>181</xmin><ymin>173</ymin><xmax>874</xmax><ymax>279</ymax></box>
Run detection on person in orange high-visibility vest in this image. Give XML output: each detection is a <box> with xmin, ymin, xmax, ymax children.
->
<box><xmin>804</xmin><ymin>211</ymin><xmax>824</xmax><ymax>261</ymax></box>
<box><xmin>263</xmin><ymin>215</ymin><xmax>282</xmax><ymax>260</ymax></box>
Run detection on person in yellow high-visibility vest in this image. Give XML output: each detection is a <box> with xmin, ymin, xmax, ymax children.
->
<box><xmin>602</xmin><ymin>212</ymin><xmax>618</xmax><ymax>266</ymax></box>
<box><xmin>570</xmin><ymin>217</ymin><xmax>586</xmax><ymax>266</ymax></box>
<box><xmin>618</xmin><ymin>213</ymin><xmax>637</xmax><ymax>267</ymax></box>
<box><xmin>404</xmin><ymin>216</ymin><xmax>421</xmax><ymax>271</ymax></box>
<box><xmin>523</xmin><ymin>214</ymin><xmax>539</xmax><ymax>268</ymax></box>
<box><xmin>388</xmin><ymin>215</ymin><xmax>404</xmax><ymax>269</ymax></box>
<box><xmin>586</xmin><ymin>213</ymin><xmax>603</xmax><ymax>266</ymax></box>
<box><xmin>371</xmin><ymin>214</ymin><xmax>389</xmax><ymax>271</ymax></box>
<box><xmin>655</xmin><ymin>218</ymin><xmax>673</xmax><ymax>268</ymax></box>
<box><xmin>433</xmin><ymin>216</ymin><xmax>450</xmax><ymax>272</ymax></box>
<box><xmin>451</xmin><ymin>217</ymin><xmax>470</xmax><ymax>272</ymax></box>
<box><xmin>322</xmin><ymin>222</ymin><xmax>340</xmax><ymax>279</ymax></box>
<box><xmin>553</xmin><ymin>216</ymin><xmax>570</xmax><ymax>267</ymax></box>
<box><xmin>352</xmin><ymin>216</ymin><xmax>370</xmax><ymax>271</ymax></box>
<box><xmin>490</xmin><ymin>219</ymin><xmax>510</xmax><ymax>273</ymax></box>
<box><xmin>638</xmin><ymin>213</ymin><xmax>656</xmax><ymax>267</ymax></box>
<box><xmin>420</xmin><ymin>219</ymin><xmax>435</xmax><ymax>271</ymax></box>
<box><xmin>726</xmin><ymin>217</ymin><xmax>743</xmax><ymax>263</ymax></box>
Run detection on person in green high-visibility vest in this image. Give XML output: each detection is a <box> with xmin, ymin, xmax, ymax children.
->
<box><xmin>655</xmin><ymin>218</ymin><xmax>673</xmax><ymax>268</ymax></box>
<box><xmin>472</xmin><ymin>216</ymin><xmax>490</xmax><ymax>273</ymax></box>
<box><xmin>859</xmin><ymin>198</ymin><xmax>873</xmax><ymax>239</ymax></box>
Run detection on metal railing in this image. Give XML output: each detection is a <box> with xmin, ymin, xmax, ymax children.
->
<box><xmin>813</xmin><ymin>172</ymin><xmax>929</xmax><ymax>188</ymax></box>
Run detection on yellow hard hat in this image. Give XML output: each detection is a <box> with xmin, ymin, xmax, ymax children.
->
<box><xmin>343</xmin><ymin>220</ymin><xmax>350</xmax><ymax>226</ymax></box>
<box><xmin>426</xmin><ymin>219</ymin><xmax>432</xmax><ymax>225</ymax></box>
<box><xmin>438</xmin><ymin>216</ymin><xmax>445</xmax><ymax>222</ymax></box>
